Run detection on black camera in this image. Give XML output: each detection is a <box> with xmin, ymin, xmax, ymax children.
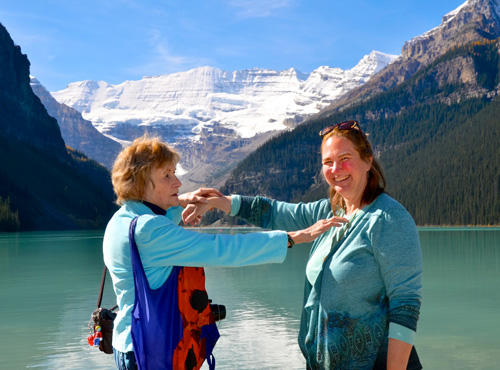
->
<box><xmin>191</xmin><ymin>292</ymin><xmax>225</xmax><ymax>322</ymax></box>
<box><xmin>209</xmin><ymin>301</ymin><xmax>226</xmax><ymax>322</ymax></box>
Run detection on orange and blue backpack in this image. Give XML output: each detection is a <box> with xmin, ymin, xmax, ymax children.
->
<box><xmin>129</xmin><ymin>217</ymin><xmax>221</xmax><ymax>370</ymax></box>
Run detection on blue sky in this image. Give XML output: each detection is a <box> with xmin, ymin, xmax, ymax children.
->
<box><xmin>1</xmin><ymin>0</ymin><xmax>466</xmax><ymax>92</ymax></box>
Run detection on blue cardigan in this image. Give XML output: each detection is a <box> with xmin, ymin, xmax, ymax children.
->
<box><xmin>231</xmin><ymin>193</ymin><xmax>422</xmax><ymax>369</ymax></box>
<box><xmin>103</xmin><ymin>200</ymin><xmax>288</xmax><ymax>353</ymax></box>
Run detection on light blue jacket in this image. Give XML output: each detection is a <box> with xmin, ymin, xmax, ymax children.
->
<box><xmin>231</xmin><ymin>193</ymin><xmax>422</xmax><ymax>369</ymax></box>
<box><xmin>103</xmin><ymin>200</ymin><xmax>288</xmax><ymax>353</ymax></box>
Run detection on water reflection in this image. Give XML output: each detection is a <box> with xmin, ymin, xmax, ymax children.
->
<box><xmin>417</xmin><ymin>228</ymin><xmax>500</xmax><ymax>369</ymax></box>
<box><xmin>0</xmin><ymin>228</ymin><xmax>499</xmax><ymax>369</ymax></box>
<box><xmin>0</xmin><ymin>230</ymin><xmax>116</xmax><ymax>370</ymax></box>
<box><xmin>201</xmin><ymin>242</ymin><xmax>310</xmax><ymax>369</ymax></box>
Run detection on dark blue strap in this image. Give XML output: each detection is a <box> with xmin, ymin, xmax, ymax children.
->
<box><xmin>129</xmin><ymin>216</ymin><xmax>183</xmax><ymax>370</ymax></box>
<box><xmin>201</xmin><ymin>322</ymin><xmax>220</xmax><ymax>364</ymax></box>
<box><xmin>129</xmin><ymin>216</ymin><xmax>218</xmax><ymax>370</ymax></box>
<box><xmin>206</xmin><ymin>353</ymin><xmax>216</xmax><ymax>370</ymax></box>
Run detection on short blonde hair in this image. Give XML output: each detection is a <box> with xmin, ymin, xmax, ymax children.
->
<box><xmin>111</xmin><ymin>135</ymin><xmax>179</xmax><ymax>205</ymax></box>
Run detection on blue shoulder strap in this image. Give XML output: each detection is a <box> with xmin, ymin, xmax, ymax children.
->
<box><xmin>129</xmin><ymin>216</ymin><xmax>219</xmax><ymax>370</ymax></box>
<box><xmin>129</xmin><ymin>217</ymin><xmax>183</xmax><ymax>370</ymax></box>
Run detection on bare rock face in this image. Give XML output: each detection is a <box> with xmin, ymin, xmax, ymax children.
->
<box><xmin>401</xmin><ymin>0</ymin><xmax>500</xmax><ymax>63</ymax></box>
<box><xmin>0</xmin><ymin>24</ymin><xmax>67</xmax><ymax>159</ymax></box>
<box><xmin>30</xmin><ymin>77</ymin><xmax>122</xmax><ymax>169</ymax></box>
<box><xmin>0</xmin><ymin>23</ymin><xmax>116</xmax><ymax>230</ymax></box>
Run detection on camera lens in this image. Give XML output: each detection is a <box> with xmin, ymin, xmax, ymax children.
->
<box><xmin>210</xmin><ymin>304</ymin><xmax>226</xmax><ymax>322</ymax></box>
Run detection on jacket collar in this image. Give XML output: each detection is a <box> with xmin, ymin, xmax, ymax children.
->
<box><xmin>141</xmin><ymin>201</ymin><xmax>167</xmax><ymax>216</ymax></box>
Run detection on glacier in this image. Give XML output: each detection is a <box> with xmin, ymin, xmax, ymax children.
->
<box><xmin>50</xmin><ymin>50</ymin><xmax>397</xmax><ymax>190</ymax></box>
<box><xmin>52</xmin><ymin>50</ymin><xmax>396</xmax><ymax>140</ymax></box>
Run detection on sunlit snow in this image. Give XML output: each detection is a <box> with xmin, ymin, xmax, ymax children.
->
<box><xmin>51</xmin><ymin>51</ymin><xmax>397</xmax><ymax>142</ymax></box>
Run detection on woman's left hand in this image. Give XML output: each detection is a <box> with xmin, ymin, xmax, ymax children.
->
<box><xmin>288</xmin><ymin>216</ymin><xmax>348</xmax><ymax>245</ymax></box>
<box><xmin>182</xmin><ymin>202</ymin><xmax>211</xmax><ymax>225</ymax></box>
<box><xmin>178</xmin><ymin>188</ymin><xmax>223</xmax><ymax>208</ymax></box>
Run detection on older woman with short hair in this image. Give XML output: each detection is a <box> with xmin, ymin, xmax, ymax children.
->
<box><xmin>103</xmin><ymin>135</ymin><xmax>346</xmax><ymax>370</ymax></box>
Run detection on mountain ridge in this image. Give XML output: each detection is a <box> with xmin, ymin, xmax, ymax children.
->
<box><xmin>30</xmin><ymin>77</ymin><xmax>122</xmax><ymax>169</ymax></box>
<box><xmin>218</xmin><ymin>41</ymin><xmax>500</xmax><ymax>225</ymax></box>
<box><xmin>50</xmin><ymin>50</ymin><xmax>396</xmax><ymax>190</ymax></box>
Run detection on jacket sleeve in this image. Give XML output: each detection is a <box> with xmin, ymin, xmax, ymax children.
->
<box><xmin>232</xmin><ymin>195</ymin><xmax>332</xmax><ymax>232</ymax></box>
<box><xmin>369</xmin><ymin>205</ymin><xmax>423</xmax><ymax>344</ymax></box>
<box><xmin>135</xmin><ymin>214</ymin><xmax>288</xmax><ymax>269</ymax></box>
<box><xmin>165</xmin><ymin>205</ymin><xmax>183</xmax><ymax>225</ymax></box>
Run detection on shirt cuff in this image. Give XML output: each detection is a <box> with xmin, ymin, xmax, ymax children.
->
<box><xmin>166</xmin><ymin>205</ymin><xmax>183</xmax><ymax>225</ymax></box>
<box><xmin>388</xmin><ymin>322</ymin><xmax>416</xmax><ymax>345</ymax></box>
<box><xmin>230</xmin><ymin>194</ymin><xmax>241</xmax><ymax>216</ymax></box>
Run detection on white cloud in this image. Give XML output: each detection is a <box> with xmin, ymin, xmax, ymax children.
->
<box><xmin>125</xmin><ymin>29</ymin><xmax>213</xmax><ymax>77</ymax></box>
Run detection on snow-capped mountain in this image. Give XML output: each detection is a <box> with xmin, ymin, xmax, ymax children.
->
<box><xmin>51</xmin><ymin>50</ymin><xmax>396</xmax><ymax>190</ymax></box>
<box><xmin>52</xmin><ymin>50</ymin><xmax>395</xmax><ymax>140</ymax></box>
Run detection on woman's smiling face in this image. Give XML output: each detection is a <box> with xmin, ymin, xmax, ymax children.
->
<box><xmin>321</xmin><ymin>135</ymin><xmax>372</xmax><ymax>209</ymax></box>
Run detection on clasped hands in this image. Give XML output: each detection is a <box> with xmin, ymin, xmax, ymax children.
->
<box><xmin>179</xmin><ymin>188</ymin><xmax>348</xmax><ymax>245</ymax></box>
<box><xmin>178</xmin><ymin>188</ymin><xmax>224</xmax><ymax>225</ymax></box>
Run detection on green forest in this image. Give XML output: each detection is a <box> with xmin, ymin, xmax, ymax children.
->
<box><xmin>218</xmin><ymin>40</ymin><xmax>500</xmax><ymax>226</ymax></box>
<box><xmin>0</xmin><ymin>135</ymin><xmax>117</xmax><ymax>231</ymax></box>
<box><xmin>0</xmin><ymin>197</ymin><xmax>20</xmax><ymax>232</ymax></box>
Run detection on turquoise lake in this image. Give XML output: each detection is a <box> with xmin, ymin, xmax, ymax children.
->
<box><xmin>0</xmin><ymin>227</ymin><xmax>499</xmax><ymax>369</ymax></box>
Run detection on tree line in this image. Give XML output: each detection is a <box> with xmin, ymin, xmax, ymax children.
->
<box><xmin>0</xmin><ymin>197</ymin><xmax>20</xmax><ymax>232</ymax></box>
<box><xmin>214</xmin><ymin>40</ymin><xmax>500</xmax><ymax>226</ymax></box>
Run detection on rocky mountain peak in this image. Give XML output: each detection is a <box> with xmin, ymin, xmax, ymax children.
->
<box><xmin>401</xmin><ymin>0</ymin><xmax>500</xmax><ymax>64</ymax></box>
<box><xmin>0</xmin><ymin>23</ymin><xmax>117</xmax><ymax>230</ymax></box>
<box><xmin>320</xmin><ymin>0</ymin><xmax>500</xmax><ymax>114</ymax></box>
<box><xmin>30</xmin><ymin>77</ymin><xmax>122</xmax><ymax>169</ymax></box>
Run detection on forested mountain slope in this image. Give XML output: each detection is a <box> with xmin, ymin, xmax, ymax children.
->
<box><xmin>220</xmin><ymin>40</ymin><xmax>500</xmax><ymax>226</ymax></box>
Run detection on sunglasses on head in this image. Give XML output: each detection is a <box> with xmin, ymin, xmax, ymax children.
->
<box><xmin>319</xmin><ymin>120</ymin><xmax>371</xmax><ymax>149</ymax></box>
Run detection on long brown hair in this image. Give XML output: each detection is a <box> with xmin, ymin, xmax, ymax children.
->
<box><xmin>321</xmin><ymin>126</ymin><xmax>386</xmax><ymax>214</ymax></box>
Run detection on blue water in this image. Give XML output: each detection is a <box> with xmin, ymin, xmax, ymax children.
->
<box><xmin>0</xmin><ymin>227</ymin><xmax>498</xmax><ymax>369</ymax></box>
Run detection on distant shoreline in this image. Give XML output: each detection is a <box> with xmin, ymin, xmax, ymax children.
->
<box><xmin>189</xmin><ymin>225</ymin><xmax>500</xmax><ymax>230</ymax></box>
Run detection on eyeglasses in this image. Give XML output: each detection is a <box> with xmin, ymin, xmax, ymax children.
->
<box><xmin>319</xmin><ymin>120</ymin><xmax>371</xmax><ymax>150</ymax></box>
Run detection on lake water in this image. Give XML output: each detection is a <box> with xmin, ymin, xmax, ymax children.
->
<box><xmin>0</xmin><ymin>227</ymin><xmax>499</xmax><ymax>370</ymax></box>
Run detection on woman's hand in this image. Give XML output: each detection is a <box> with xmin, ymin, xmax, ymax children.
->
<box><xmin>178</xmin><ymin>188</ymin><xmax>223</xmax><ymax>208</ymax></box>
<box><xmin>182</xmin><ymin>202</ymin><xmax>211</xmax><ymax>225</ymax></box>
<box><xmin>182</xmin><ymin>195</ymin><xmax>232</xmax><ymax>225</ymax></box>
<box><xmin>288</xmin><ymin>216</ymin><xmax>348</xmax><ymax>245</ymax></box>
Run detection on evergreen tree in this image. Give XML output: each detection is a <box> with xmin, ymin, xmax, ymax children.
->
<box><xmin>0</xmin><ymin>197</ymin><xmax>20</xmax><ymax>232</ymax></box>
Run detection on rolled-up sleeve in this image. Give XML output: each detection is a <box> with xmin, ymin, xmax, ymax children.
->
<box><xmin>230</xmin><ymin>194</ymin><xmax>242</xmax><ymax>216</ymax></box>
